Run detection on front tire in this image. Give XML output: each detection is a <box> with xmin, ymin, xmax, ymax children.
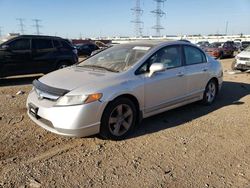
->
<box><xmin>100</xmin><ymin>98</ymin><xmax>137</xmax><ymax>140</ymax></box>
<box><xmin>202</xmin><ymin>79</ymin><xmax>217</xmax><ymax>105</ymax></box>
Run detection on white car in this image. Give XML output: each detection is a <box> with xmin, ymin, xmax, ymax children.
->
<box><xmin>232</xmin><ymin>46</ymin><xmax>250</xmax><ymax>71</ymax></box>
<box><xmin>27</xmin><ymin>41</ymin><xmax>223</xmax><ymax>140</ymax></box>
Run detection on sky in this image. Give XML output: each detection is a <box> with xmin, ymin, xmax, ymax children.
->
<box><xmin>0</xmin><ymin>0</ymin><xmax>250</xmax><ymax>38</ymax></box>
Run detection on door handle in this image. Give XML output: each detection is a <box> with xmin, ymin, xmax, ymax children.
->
<box><xmin>176</xmin><ymin>72</ymin><xmax>184</xmax><ymax>77</ymax></box>
<box><xmin>203</xmin><ymin>68</ymin><xmax>208</xmax><ymax>72</ymax></box>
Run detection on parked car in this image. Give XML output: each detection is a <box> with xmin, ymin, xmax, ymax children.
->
<box><xmin>76</xmin><ymin>43</ymin><xmax>99</xmax><ymax>56</ymax></box>
<box><xmin>196</xmin><ymin>41</ymin><xmax>210</xmax><ymax>49</ymax></box>
<box><xmin>234</xmin><ymin>41</ymin><xmax>242</xmax><ymax>52</ymax></box>
<box><xmin>27</xmin><ymin>41</ymin><xmax>223</xmax><ymax>140</ymax></box>
<box><xmin>241</xmin><ymin>41</ymin><xmax>250</xmax><ymax>51</ymax></box>
<box><xmin>0</xmin><ymin>35</ymin><xmax>78</xmax><ymax>78</ymax></box>
<box><xmin>204</xmin><ymin>41</ymin><xmax>234</xmax><ymax>59</ymax></box>
<box><xmin>232</xmin><ymin>46</ymin><xmax>250</xmax><ymax>71</ymax></box>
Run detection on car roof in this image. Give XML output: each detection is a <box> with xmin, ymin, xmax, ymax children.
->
<box><xmin>116</xmin><ymin>40</ymin><xmax>193</xmax><ymax>48</ymax></box>
<box><xmin>14</xmin><ymin>35</ymin><xmax>63</xmax><ymax>40</ymax></box>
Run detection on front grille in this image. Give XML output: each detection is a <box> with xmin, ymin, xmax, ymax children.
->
<box><xmin>239</xmin><ymin>57</ymin><xmax>250</xmax><ymax>61</ymax></box>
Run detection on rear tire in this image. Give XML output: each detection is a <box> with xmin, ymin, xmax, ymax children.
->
<box><xmin>202</xmin><ymin>79</ymin><xmax>218</xmax><ymax>105</ymax></box>
<box><xmin>57</xmin><ymin>62</ymin><xmax>69</xmax><ymax>70</ymax></box>
<box><xmin>100</xmin><ymin>98</ymin><xmax>137</xmax><ymax>140</ymax></box>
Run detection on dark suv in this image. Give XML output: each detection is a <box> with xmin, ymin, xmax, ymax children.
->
<box><xmin>0</xmin><ymin>35</ymin><xmax>78</xmax><ymax>78</ymax></box>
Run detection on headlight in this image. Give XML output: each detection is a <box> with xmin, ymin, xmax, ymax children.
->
<box><xmin>55</xmin><ymin>93</ymin><xmax>102</xmax><ymax>106</ymax></box>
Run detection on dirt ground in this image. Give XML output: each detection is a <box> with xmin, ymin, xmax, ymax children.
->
<box><xmin>0</xmin><ymin>58</ymin><xmax>249</xmax><ymax>188</ymax></box>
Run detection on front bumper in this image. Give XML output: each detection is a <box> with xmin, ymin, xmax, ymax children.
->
<box><xmin>26</xmin><ymin>90</ymin><xmax>105</xmax><ymax>137</ymax></box>
<box><xmin>235</xmin><ymin>59</ymin><xmax>250</xmax><ymax>70</ymax></box>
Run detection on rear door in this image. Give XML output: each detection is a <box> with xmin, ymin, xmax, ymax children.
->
<box><xmin>183</xmin><ymin>45</ymin><xmax>209</xmax><ymax>96</ymax></box>
<box><xmin>1</xmin><ymin>38</ymin><xmax>32</xmax><ymax>76</ymax></box>
<box><xmin>32</xmin><ymin>38</ymin><xmax>56</xmax><ymax>73</ymax></box>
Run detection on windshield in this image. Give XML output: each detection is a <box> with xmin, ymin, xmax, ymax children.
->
<box><xmin>78</xmin><ymin>44</ymin><xmax>152</xmax><ymax>72</ymax></box>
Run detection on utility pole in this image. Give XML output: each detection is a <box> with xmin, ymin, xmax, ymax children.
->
<box><xmin>225</xmin><ymin>21</ymin><xmax>228</xmax><ymax>35</ymax></box>
<box><xmin>32</xmin><ymin>19</ymin><xmax>42</xmax><ymax>35</ymax></box>
<box><xmin>0</xmin><ymin>26</ymin><xmax>2</xmax><ymax>38</ymax></box>
<box><xmin>131</xmin><ymin>0</ymin><xmax>144</xmax><ymax>37</ymax></box>
<box><xmin>16</xmin><ymin>18</ymin><xmax>25</xmax><ymax>34</ymax></box>
<box><xmin>151</xmin><ymin>0</ymin><xmax>166</xmax><ymax>37</ymax></box>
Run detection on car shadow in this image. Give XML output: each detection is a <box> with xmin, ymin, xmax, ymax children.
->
<box><xmin>127</xmin><ymin>81</ymin><xmax>250</xmax><ymax>139</ymax></box>
<box><xmin>0</xmin><ymin>75</ymin><xmax>42</xmax><ymax>87</ymax></box>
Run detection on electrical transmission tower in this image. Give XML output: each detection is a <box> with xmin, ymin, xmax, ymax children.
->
<box><xmin>151</xmin><ymin>0</ymin><xmax>166</xmax><ymax>36</ymax></box>
<box><xmin>16</xmin><ymin>18</ymin><xmax>25</xmax><ymax>34</ymax></box>
<box><xmin>131</xmin><ymin>0</ymin><xmax>144</xmax><ymax>37</ymax></box>
<box><xmin>32</xmin><ymin>19</ymin><xmax>42</xmax><ymax>35</ymax></box>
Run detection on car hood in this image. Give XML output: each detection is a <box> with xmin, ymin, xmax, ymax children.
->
<box><xmin>237</xmin><ymin>51</ymin><xmax>250</xmax><ymax>58</ymax></box>
<box><xmin>39</xmin><ymin>66</ymin><xmax>120</xmax><ymax>91</ymax></box>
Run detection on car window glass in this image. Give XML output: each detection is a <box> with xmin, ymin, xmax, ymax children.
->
<box><xmin>61</xmin><ymin>40</ymin><xmax>72</xmax><ymax>49</ymax></box>
<box><xmin>53</xmin><ymin>40</ymin><xmax>61</xmax><ymax>48</ymax></box>
<box><xmin>33</xmin><ymin>39</ymin><xmax>53</xmax><ymax>50</ymax></box>
<box><xmin>138</xmin><ymin>46</ymin><xmax>181</xmax><ymax>74</ymax></box>
<box><xmin>184</xmin><ymin>46</ymin><xmax>206</xmax><ymax>65</ymax></box>
<box><xmin>9</xmin><ymin>39</ymin><xmax>30</xmax><ymax>50</ymax></box>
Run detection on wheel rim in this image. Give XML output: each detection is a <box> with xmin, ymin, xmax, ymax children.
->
<box><xmin>108</xmin><ymin>104</ymin><xmax>133</xmax><ymax>137</ymax></box>
<box><xmin>206</xmin><ymin>82</ymin><xmax>216</xmax><ymax>103</ymax></box>
<box><xmin>59</xmin><ymin>64</ymin><xmax>67</xmax><ymax>69</ymax></box>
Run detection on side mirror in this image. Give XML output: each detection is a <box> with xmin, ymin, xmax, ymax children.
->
<box><xmin>149</xmin><ymin>63</ymin><xmax>165</xmax><ymax>77</ymax></box>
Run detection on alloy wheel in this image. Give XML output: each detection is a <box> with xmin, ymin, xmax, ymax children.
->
<box><xmin>206</xmin><ymin>82</ymin><xmax>216</xmax><ymax>103</ymax></box>
<box><xmin>108</xmin><ymin>104</ymin><xmax>133</xmax><ymax>137</ymax></box>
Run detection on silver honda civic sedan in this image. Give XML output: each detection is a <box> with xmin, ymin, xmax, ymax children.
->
<box><xmin>27</xmin><ymin>40</ymin><xmax>223</xmax><ymax>140</ymax></box>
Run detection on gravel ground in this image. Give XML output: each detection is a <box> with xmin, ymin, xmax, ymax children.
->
<box><xmin>0</xmin><ymin>58</ymin><xmax>249</xmax><ymax>188</ymax></box>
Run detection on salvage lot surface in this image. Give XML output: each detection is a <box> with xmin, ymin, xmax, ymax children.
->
<box><xmin>0</xmin><ymin>58</ymin><xmax>249</xmax><ymax>187</ymax></box>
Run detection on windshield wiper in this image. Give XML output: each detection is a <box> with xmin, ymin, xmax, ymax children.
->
<box><xmin>78</xmin><ymin>64</ymin><xmax>119</xmax><ymax>73</ymax></box>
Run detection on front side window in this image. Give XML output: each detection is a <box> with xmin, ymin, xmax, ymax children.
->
<box><xmin>9</xmin><ymin>39</ymin><xmax>30</xmax><ymax>51</ymax></box>
<box><xmin>184</xmin><ymin>46</ymin><xmax>206</xmax><ymax>65</ymax></box>
<box><xmin>138</xmin><ymin>45</ymin><xmax>182</xmax><ymax>74</ymax></box>
<box><xmin>33</xmin><ymin>39</ymin><xmax>53</xmax><ymax>50</ymax></box>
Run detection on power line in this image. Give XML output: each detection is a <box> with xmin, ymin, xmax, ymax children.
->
<box><xmin>151</xmin><ymin>0</ymin><xmax>166</xmax><ymax>36</ymax></box>
<box><xmin>32</xmin><ymin>19</ymin><xmax>42</xmax><ymax>35</ymax></box>
<box><xmin>131</xmin><ymin>0</ymin><xmax>144</xmax><ymax>37</ymax></box>
<box><xmin>16</xmin><ymin>18</ymin><xmax>25</xmax><ymax>34</ymax></box>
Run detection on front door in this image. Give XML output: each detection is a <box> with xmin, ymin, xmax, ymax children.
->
<box><xmin>1</xmin><ymin>38</ymin><xmax>32</xmax><ymax>77</ymax></box>
<box><xmin>141</xmin><ymin>45</ymin><xmax>187</xmax><ymax>113</ymax></box>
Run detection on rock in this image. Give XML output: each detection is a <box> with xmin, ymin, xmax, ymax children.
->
<box><xmin>6</xmin><ymin>94</ymin><xmax>15</xmax><ymax>98</ymax></box>
<box><xmin>29</xmin><ymin>179</ymin><xmax>41</xmax><ymax>188</ymax></box>
<box><xmin>16</xmin><ymin>90</ymin><xmax>25</xmax><ymax>95</ymax></box>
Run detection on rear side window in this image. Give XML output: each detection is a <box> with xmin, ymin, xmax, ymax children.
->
<box><xmin>184</xmin><ymin>46</ymin><xmax>206</xmax><ymax>65</ymax></box>
<box><xmin>33</xmin><ymin>39</ymin><xmax>53</xmax><ymax>50</ymax></box>
<box><xmin>53</xmin><ymin>40</ymin><xmax>61</xmax><ymax>48</ymax></box>
<box><xmin>9</xmin><ymin>39</ymin><xmax>30</xmax><ymax>50</ymax></box>
<box><xmin>61</xmin><ymin>40</ymin><xmax>72</xmax><ymax>49</ymax></box>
